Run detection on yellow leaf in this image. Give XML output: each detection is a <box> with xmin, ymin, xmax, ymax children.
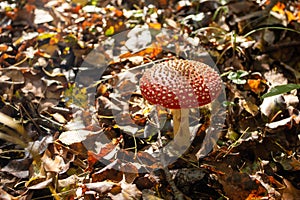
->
<box><xmin>105</xmin><ymin>26</ymin><xmax>115</xmax><ymax>36</ymax></box>
<box><xmin>286</xmin><ymin>10</ymin><xmax>297</xmax><ymax>23</ymax></box>
<box><xmin>148</xmin><ymin>22</ymin><xmax>162</xmax><ymax>30</ymax></box>
<box><xmin>272</xmin><ymin>2</ymin><xmax>285</xmax><ymax>15</ymax></box>
<box><xmin>71</xmin><ymin>0</ymin><xmax>89</xmax><ymax>6</ymax></box>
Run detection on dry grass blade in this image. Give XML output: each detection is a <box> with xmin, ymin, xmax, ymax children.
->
<box><xmin>0</xmin><ymin>112</ymin><xmax>30</xmax><ymax>148</ymax></box>
<box><xmin>0</xmin><ymin>131</ymin><xmax>26</xmax><ymax>147</ymax></box>
<box><xmin>0</xmin><ymin>112</ymin><xmax>26</xmax><ymax>137</ymax></box>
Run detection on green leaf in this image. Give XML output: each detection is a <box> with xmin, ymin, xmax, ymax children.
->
<box><xmin>63</xmin><ymin>83</ymin><xmax>88</xmax><ymax>108</ymax></box>
<box><xmin>222</xmin><ymin>101</ymin><xmax>235</xmax><ymax>107</ymax></box>
<box><xmin>37</xmin><ymin>32</ymin><xmax>57</xmax><ymax>40</ymax></box>
<box><xmin>105</xmin><ymin>26</ymin><xmax>115</xmax><ymax>36</ymax></box>
<box><xmin>232</xmin><ymin>78</ymin><xmax>246</xmax><ymax>84</ymax></box>
<box><xmin>261</xmin><ymin>84</ymin><xmax>300</xmax><ymax>99</ymax></box>
<box><xmin>227</xmin><ymin>70</ymin><xmax>249</xmax><ymax>85</ymax></box>
<box><xmin>234</xmin><ymin>70</ymin><xmax>249</xmax><ymax>78</ymax></box>
<box><xmin>91</xmin><ymin>0</ymin><xmax>98</xmax><ymax>5</ymax></box>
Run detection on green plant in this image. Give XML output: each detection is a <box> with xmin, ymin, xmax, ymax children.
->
<box><xmin>261</xmin><ymin>84</ymin><xmax>300</xmax><ymax>99</ymax></box>
<box><xmin>223</xmin><ymin>70</ymin><xmax>249</xmax><ymax>84</ymax></box>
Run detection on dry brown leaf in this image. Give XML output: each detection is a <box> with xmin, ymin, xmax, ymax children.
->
<box><xmin>13</xmin><ymin>4</ymin><xmax>36</xmax><ymax>27</ymax></box>
<box><xmin>27</xmin><ymin>178</ymin><xmax>53</xmax><ymax>190</ymax></box>
<box><xmin>45</xmin><ymin>82</ymin><xmax>64</xmax><ymax>99</ymax></box>
<box><xmin>1</xmin><ymin>158</ymin><xmax>31</xmax><ymax>178</ymax></box>
<box><xmin>108</xmin><ymin>180</ymin><xmax>142</xmax><ymax>200</ymax></box>
<box><xmin>58</xmin><ymin>175</ymin><xmax>84</xmax><ymax>188</ymax></box>
<box><xmin>38</xmin><ymin>98</ymin><xmax>60</xmax><ymax>113</ymax></box>
<box><xmin>120</xmin><ymin>163</ymin><xmax>139</xmax><ymax>183</ymax></box>
<box><xmin>84</xmin><ymin>181</ymin><xmax>117</xmax><ymax>194</ymax></box>
<box><xmin>134</xmin><ymin>176</ymin><xmax>156</xmax><ymax>190</ymax></box>
<box><xmin>59</xmin><ymin>129</ymin><xmax>103</xmax><ymax>145</ymax></box>
<box><xmin>92</xmin><ymin>160</ymin><xmax>123</xmax><ymax>182</ymax></box>
<box><xmin>0</xmin><ymin>187</ymin><xmax>14</xmax><ymax>200</ymax></box>
<box><xmin>52</xmin><ymin>113</ymin><xmax>67</xmax><ymax>124</ymax></box>
<box><xmin>0</xmin><ymin>69</ymin><xmax>25</xmax><ymax>84</ymax></box>
<box><xmin>41</xmin><ymin>149</ymin><xmax>69</xmax><ymax>174</ymax></box>
<box><xmin>219</xmin><ymin>171</ymin><xmax>259</xmax><ymax>200</ymax></box>
<box><xmin>240</xmin><ymin>99</ymin><xmax>259</xmax><ymax>116</ymax></box>
<box><xmin>142</xmin><ymin>190</ymin><xmax>164</xmax><ymax>200</ymax></box>
<box><xmin>87</xmin><ymin>143</ymin><xmax>119</xmax><ymax>169</ymax></box>
<box><xmin>22</xmin><ymin>72</ymin><xmax>46</xmax><ymax>98</ymax></box>
<box><xmin>282</xmin><ymin>179</ymin><xmax>300</xmax><ymax>200</ymax></box>
<box><xmin>0</xmin><ymin>44</ymin><xmax>9</xmax><ymax>52</ymax></box>
<box><xmin>119</xmin><ymin>42</ymin><xmax>162</xmax><ymax>59</ymax></box>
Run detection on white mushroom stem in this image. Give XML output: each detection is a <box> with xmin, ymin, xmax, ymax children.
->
<box><xmin>171</xmin><ymin>108</ymin><xmax>191</xmax><ymax>152</ymax></box>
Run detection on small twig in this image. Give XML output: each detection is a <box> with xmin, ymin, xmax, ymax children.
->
<box><xmin>19</xmin><ymin>103</ymin><xmax>43</xmax><ymax>135</ymax></box>
<box><xmin>223</xmin><ymin>127</ymin><xmax>249</xmax><ymax>158</ymax></box>
<box><xmin>132</xmin><ymin>133</ymin><xmax>138</xmax><ymax>159</ymax></box>
<box><xmin>244</xmin><ymin>26</ymin><xmax>300</xmax><ymax>38</ymax></box>
<box><xmin>235</xmin><ymin>0</ymin><xmax>279</xmax><ymax>22</ymax></box>
<box><xmin>263</xmin><ymin>41</ymin><xmax>300</xmax><ymax>53</ymax></box>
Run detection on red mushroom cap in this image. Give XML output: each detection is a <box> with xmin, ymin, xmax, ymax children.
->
<box><xmin>139</xmin><ymin>59</ymin><xmax>222</xmax><ymax>109</ymax></box>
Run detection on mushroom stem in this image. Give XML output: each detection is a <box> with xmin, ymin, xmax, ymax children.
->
<box><xmin>171</xmin><ymin>108</ymin><xmax>190</xmax><ymax>151</ymax></box>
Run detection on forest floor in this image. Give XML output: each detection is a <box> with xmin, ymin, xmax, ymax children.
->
<box><xmin>0</xmin><ymin>0</ymin><xmax>300</xmax><ymax>199</ymax></box>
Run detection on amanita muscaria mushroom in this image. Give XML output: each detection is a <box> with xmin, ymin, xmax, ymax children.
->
<box><xmin>140</xmin><ymin>59</ymin><xmax>222</xmax><ymax>152</ymax></box>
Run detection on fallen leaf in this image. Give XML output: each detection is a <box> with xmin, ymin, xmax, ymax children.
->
<box><xmin>84</xmin><ymin>181</ymin><xmax>117</xmax><ymax>194</ymax></box>
<box><xmin>1</xmin><ymin>158</ymin><xmax>31</xmax><ymax>178</ymax></box>
<box><xmin>34</xmin><ymin>8</ymin><xmax>53</xmax><ymax>24</ymax></box>
<box><xmin>27</xmin><ymin>178</ymin><xmax>53</xmax><ymax>190</ymax></box>
<box><xmin>0</xmin><ymin>44</ymin><xmax>9</xmax><ymax>51</ymax></box>
<box><xmin>282</xmin><ymin>179</ymin><xmax>300</xmax><ymax>200</ymax></box>
<box><xmin>51</xmin><ymin>113</ymin><xmax>67</xmax><ymax>124</ymax></box>
<box><xmin>108</xmin><ymin>180</ymin><xmax>142</xmax><ymax>200</ymax></box>
<box><xmin>260</xmin><ymin>95</ymin><xmax>285</xmax><ymax>118</ymax></box>
<box><xmin>120</xmin><ymin>163</ymin><xmax>139</xmax><ymax>183</ymax></box>
<box><xmin>92</xmin><ymin>160</ymin><xmax>123</xmax><ymax>182</ymax></box>
<box><xmin>58</xmin><ymin>175</ymin><xmax>84</xmax><ymax>188</ymax></box>
<box><xmin>87</xmin><ymin>143</ymin><xmax>119</xmax><ymax>168</ymax></box>
<box><xmin>148</xmin><ymin>22</ymin><xmax>161</xmax><ymax>30</ymax></box>
<box><xmin>240</xmin><ymin>99</ymin><xmax>259</xmax><ymax>116</ymax></box>
<box><xmin>0</xmin><ymin>69</ymin><xmax>25</xmax><ymax>84</ymax></box>
<box><xmin>134</xmin><ymin>176</ymin><xmax>156</xmax><ymax>190</ymax></box>
<box><xmin>247</xmin><ymin>79</ymin><xmax>266</xmax><ymax>94</ymax></box>
<box><xmin>0</xmin><ymin>187</ymin><xmax>14</xmax><ymax>200</ymax></box>
<box><xmin>142</xmin><ymin>190</ymin><xmax>164</xmax><ymax>200</ymax></box>
<box><xmin>41</xmin><ymin>149</ymin><xmax>69</xmax><ymax>174</ymax></box>
<box><xmin>266</xmin><ymin>117</ymin><xmax>292</xmax><ymax>129</ymax></box>
<box><xmin>22</xmin><ymin>72</ymin><xmax>46</xmax><ymax>98</ymax></box>
<box><xmin>58</xmin><ymin>129</ymin><xmax>103</xmax><ymax>145</ymax></box>
<box><xmin>262</xmin><ymin>84</ymin><xmax>300</xmax><ymax>99</ymax></box>
<box><xmin>119</xmin><ymin>42</ymin><xmax>162</xmax><ymax>59</ymax></box>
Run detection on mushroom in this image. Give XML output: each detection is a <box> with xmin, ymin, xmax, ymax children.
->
<box><xmin>139</xmin><ymin>59</ymin><xmax>222</xmax><ymax>152</ymax></box>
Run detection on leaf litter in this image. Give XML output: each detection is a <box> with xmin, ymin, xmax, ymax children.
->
<box><xmin>0</xmin><ymin>0</ymin><xmax>300</xmax><ymax>199</ymax></box>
